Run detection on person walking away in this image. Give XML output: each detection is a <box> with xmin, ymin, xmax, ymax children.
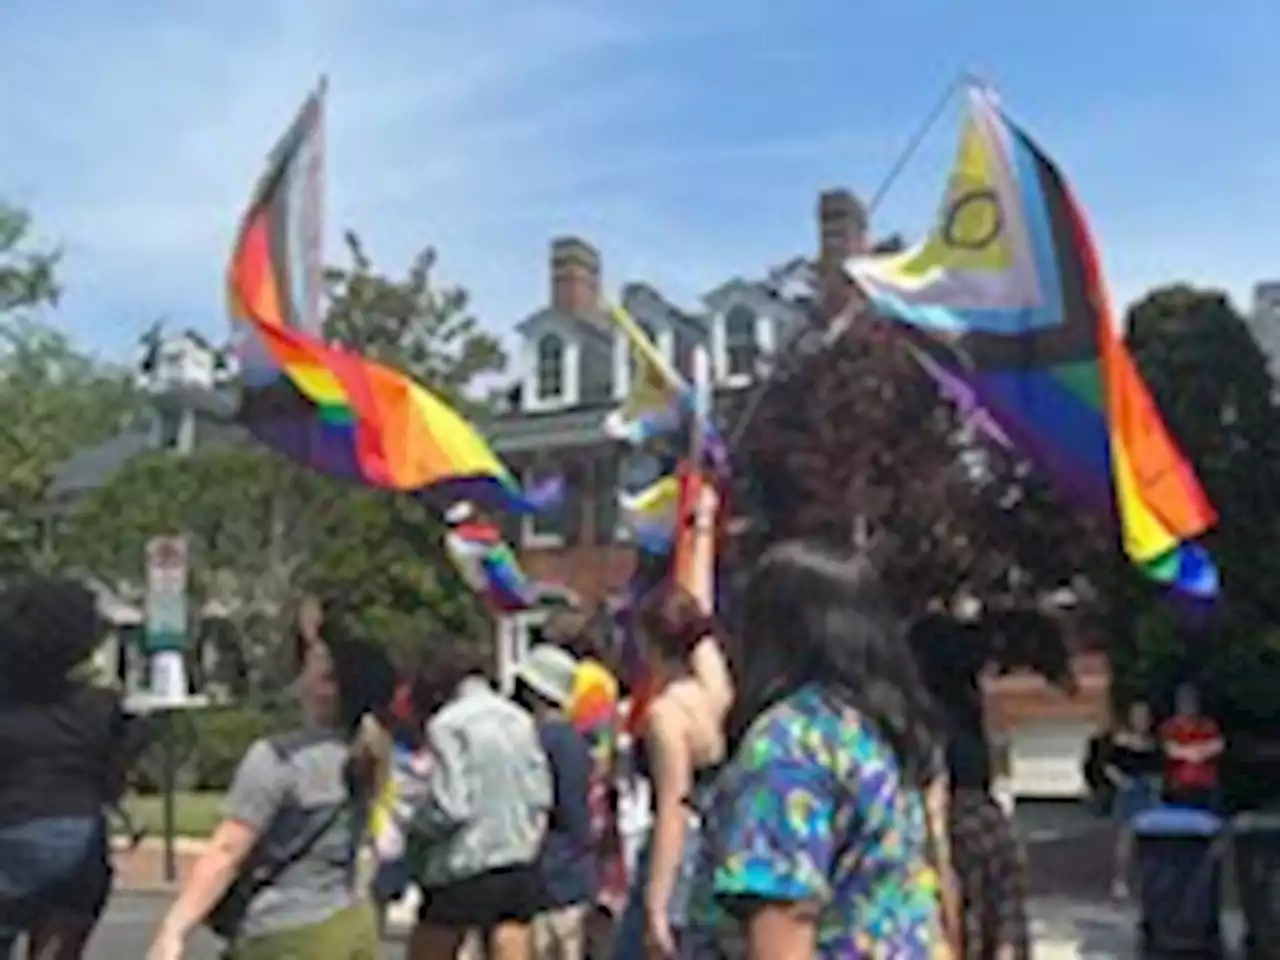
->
<box><xmin>0</xmin><ymin>578</ymin><xmax>136</xmax><ymax>959</ymax></box>
<box><xmin>545</xmin><ymin>610</ymin><xmax>629</xmax><ymax>955</ymax></box>
<box><xmin>612</xmin><ymin>585</ymin><xmax>733</xmax><ymax>959</ymax></box>
<box><xmin>405</xmin><ymin>648</ymin><xmax>552</xmax><ymax>960</ymax></box>
<box><xmin>512</xmin><ymin>645</ymin><xmax>598</xmax><ymax>959</ymax></box>
<box><xmin>1107</xmin><ymin>700</ymin><xmax>1162</xmax><ymax>899</ymax></box>
<box><xmin>1159</xmin><ymin>684</ymin><xmax>1224</xmax><ymax>810</ymax></box>
<box><xmin>1083</xmin><ymin>722</ymin><xmax>1115</xmax><ymax>817</ymax></box>
<box><xmin>147</xmin><ymin>614</ymin><xmax>396</xmax><ymax>960</ymax></box>
<box><xmin>704</xmin><ymin>542</ymin><xmax>948</xmax><ymax>958</ymax></box>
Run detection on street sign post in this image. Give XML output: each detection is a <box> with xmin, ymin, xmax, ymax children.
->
<box><xmin>144</xmin><ymin>535</ymin><xmax>189</xmax><ymax>704</ymax></box>
<box><xmin>138</xmin><ymin>534</ymin><xmax>199</xmax><ymax>883</ymax></box>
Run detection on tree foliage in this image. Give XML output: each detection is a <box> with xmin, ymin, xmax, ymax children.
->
<box><xmin>0</xmin><ymin>203</ymin><xmax>59</xmax><ymax>314</ymax></box>
<box><xmin>323</xmin><ymin>231</ymin><xmax>505</xmax><ymax>401</ymax></box>
<box><xmin>59</xmin><ymin>233</ymin><xmax>501</xmax><ymax>693</ymax></box>
<box><xmin>736</xmin><ymin>290</ymin><xmax>1099</xmax><ymax>617</ymax></box>
<box><xmin>0</xmin><ymin>206</ymin><xmax>137</xmax><ymax>575</ymax></box>
<box><xmin>1116</xmin><ymin>285</ymin><xmax>1280</xmax><ymax>723</ymax></box>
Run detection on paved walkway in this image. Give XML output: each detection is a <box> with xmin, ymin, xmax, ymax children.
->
<box><xmin>1029</xmin><ymin>898</ymin><xmax>1246</xmax><ymax>958</ymax></box>
<box><xmin>94</xmin><ymin>883</ymin><xmax>1247</xmax><ymax>957</ymax></box>
<box><xmin>111</xmin><ymin>803</ymin><xmax>1247</xmax><ymax>956</ymax></box>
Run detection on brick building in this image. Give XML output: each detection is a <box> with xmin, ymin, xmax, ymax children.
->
<box><xmin>483</xmin><ymin>187</ymin><xmax>1108</xmax><ymax>797</ymax></box>
<box><xmin>49</xmin><ymin>187</ymin><xmax>1108</xmax><ymax>797</ymax></box>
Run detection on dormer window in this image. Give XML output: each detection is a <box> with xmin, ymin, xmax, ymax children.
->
<box><xmin>153</xmin><ymin>407</ymin><xmax>193</xmax><ymax>453</ymax></box>
<box><xmin>535</xmin><ymin>333</ymin><xmax>565</xmax><ymax>401</ymax></box>
<box><xmin>628</xmin><ymin>322</ymin><xmax>657</xmax><ymax>382</ymax></box>
<box><xmin>724</xmin><ymin>305</ymin><xmax>760</xmax><ymax>380</ymax></box>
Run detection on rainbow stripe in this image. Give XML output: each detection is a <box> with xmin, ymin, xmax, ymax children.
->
<box><xmin>445</xmin><ymin>518</ymin><xmax>534</xmax><ymax>612</ymax></box>
<box><xmin>847</xmin><ymin>87</ymin><xmax>1218</xmax><ymax>598</ymax></box>
<box><xmin>227</xmin><ymin>83</ymin><xmax>553</xmax><ymax>515</ymax></box>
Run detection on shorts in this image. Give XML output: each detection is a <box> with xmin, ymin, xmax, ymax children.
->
<box><xmin>229</xmin><ymin>904</ymin><xmax>378</xmax><ymax>960</ymax></box>
<box><xmin>418</xmin><ymin>863</ymin><xmax>546</xmax><ymax>928</ymax></box>
<box><xmin>0</xmin><ymin>815</ymin><xmax>112</xmax><ymax>935</ymax></box>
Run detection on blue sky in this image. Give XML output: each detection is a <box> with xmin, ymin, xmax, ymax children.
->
<box><xmin>1</xmin><ymin>0</ymin><xmax>1277</xmax><ymax>360</ymax></box>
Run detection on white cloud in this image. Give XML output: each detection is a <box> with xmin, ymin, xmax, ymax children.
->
<box><xmin>0</xmin><ymin>0</ymin><xmax>775</xmax><ymax>355</ymax></box>
<box><xmin>8</xmin><ymin>0</ymin><xmax>1268</xmax><ymax>369</ymax></box>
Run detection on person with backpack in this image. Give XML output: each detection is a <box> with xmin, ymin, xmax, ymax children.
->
<box><xmin>0</xmin><ymin>577</ymin><xmax>139</xmax><ymax>959</ymax></box>
<box><xmin>146</xmin><ymin>608</ymin><xmax>396</xmax><ymax>960</ymax></box>
<box><xmin>404</xmin><ymin>647</ymin><xmax>553</xmax><ymax>960</ymax></box>
<box><xmin>512</xmin><ymin>644</ymin><xmax>598</xmax><ymax>960</ymax></box>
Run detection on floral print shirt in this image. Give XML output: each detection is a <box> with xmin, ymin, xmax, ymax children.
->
<box><xmin>703</xmin><ymin>684</ymin><xmax>944</xmax><ymax>957</ymax></box>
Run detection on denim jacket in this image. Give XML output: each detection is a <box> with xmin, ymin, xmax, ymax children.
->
<box><xmin>410</xmin><ymin>678</ymin><xmax>552</xmax><ymax>888</ymax></box>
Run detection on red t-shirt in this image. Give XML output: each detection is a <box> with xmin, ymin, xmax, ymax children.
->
<box><xmin>1160</xmin><ymin>715</ymin><xmax>1223</xmax><ymax>791</ymax></box>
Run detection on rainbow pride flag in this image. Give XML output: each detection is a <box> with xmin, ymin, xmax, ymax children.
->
<box><xmin>847</xmin><ymin>87</ymin><xmax>1218</xmax><ymax>598</ymax></box>
<box><xmin>227</xmin><ymin>81</ymin><xmax>553</xmax><ymax>514</ymax></box>
<box><xmin>443</xmin><ymin>503</ymin><xmax>572</xmax><ymax>613</ymax></box>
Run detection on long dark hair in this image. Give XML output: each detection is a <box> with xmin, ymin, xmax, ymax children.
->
<box><xmin>729</xmin><ymin>541</ymin><xmax>941</xmax><ymax>788</ymax></box>
<box><xmin>0</xmin><ymin>576</ymin><xmax>105</xmax><ymax>703</ymax></box>
<box><xmin>311</xmin><ymin>624</ymin><xmax>396</xmax><ymax>800</ymax></box>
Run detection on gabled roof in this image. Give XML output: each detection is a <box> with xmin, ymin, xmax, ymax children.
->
<box><xmin>47</xmin><ymin>430</ymin><xmax>154</xmax><ymax>501</ymax></box>
<box><xmin>515</xmin><ymin>306</ymin><xmax>613</xmax><ymax>344</ymax></box>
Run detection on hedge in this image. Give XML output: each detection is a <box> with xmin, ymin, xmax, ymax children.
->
<box><xmin>131</xmin><ymin>703</ymin><xmax>299</xmax><ymax>793</ymax></box>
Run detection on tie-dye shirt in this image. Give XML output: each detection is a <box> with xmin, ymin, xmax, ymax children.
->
<box><xmin>703</xmin><ymin>684</ymin><xmax>943</xmax><ymax>957</ymax></box>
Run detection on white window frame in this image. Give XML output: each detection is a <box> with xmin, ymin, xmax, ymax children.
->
<box><xmin>521</xmin><ymin>468</ymin><xmax>567</xmax><ymax>549</ymax></box>
<box><xmin>722</xmin><ymin>304</ymin><xmax>760</xmax><ymax>387</ymax></box>
<box><xmin>535</xmin><ymin>332</ymin><xmax>566</xmax><ymax>402</ymax></box>
<box><xmin>612</xmin><ymin>321</ymin><xmax>675</xmax><ymax>400</ymax></box>
<box><xmin>495</xmin><ymin>609</ymin><xmax>550</xmax><ymax>693</ymax></box>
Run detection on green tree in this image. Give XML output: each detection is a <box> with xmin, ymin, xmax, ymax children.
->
<box><xmin>61</xmin><ymin>233</ymin><xmax>500</xmax><ymax>691</ymax></box>
<box><xmin>1118</xmin><ymin>285</ymin><xmax>1280</xmax><ymax>723</ymax></box>
<box><xmin>323</xmin><ymin>231</ymin><xmax>505</xmax><ymax>399</ymax></box>
<box><xmin>0</xmin><ymin>205</ymin><xmax>137</xmax><ymax>574</ymax></box>
<box><xmin>0</xmin><ymin>202</ymin><xmax>59</xmax><ymax>314</ymax></box>
<box><xmin>737</xmin><ymin>285</ymin><xmax>1100</xmax><ymax>616</ymax></box>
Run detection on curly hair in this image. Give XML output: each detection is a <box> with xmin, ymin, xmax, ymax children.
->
<box><xmin>728</xmin><ymin>541</ymin><xmax>941</xmax><ymax>788</ymax></box>
<box><xmin>0</xmin><ymin>577</ymin><xmax>105</xmax><ymax>701</ymax></box>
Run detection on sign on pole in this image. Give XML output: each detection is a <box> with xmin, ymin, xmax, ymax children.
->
<box><xmin>144</xmin><ymin>534</ymin><xmax>189</xmax><ymax>703</ymax></box>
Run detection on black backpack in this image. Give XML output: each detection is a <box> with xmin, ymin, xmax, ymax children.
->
<box><xmin>205</xmin><ymin>736</ymin><xmax>352</xmax><ymax>942</ymax></box>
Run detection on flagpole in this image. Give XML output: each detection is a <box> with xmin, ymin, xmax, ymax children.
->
<box><xmin>304</xmin><ymin>75</ymin><xmax>327</xmax><ymax>334</ymax></box>
<box><xmin>727</xmin><ymin>69</ymin><xmax>974</xmax><ymax>450</ymax></box>
<box><xmin>675</xmin><ymin>344</ymin><xmax>716</xmax><ymax>610</ymax></box>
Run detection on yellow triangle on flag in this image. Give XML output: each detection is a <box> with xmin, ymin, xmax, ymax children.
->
<box><xmin>893</xmin><ymin>115</ymin><xmax>1015</xmax><ymax>282</ymax></box>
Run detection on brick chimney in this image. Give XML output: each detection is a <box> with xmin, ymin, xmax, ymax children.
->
<box><xmin>816</xmin><ymin>188</ymin><xmax>868</xmax><ymax>319</ymax></box>
<box><xmin>818</xmin><ymin>188</ymin><xmax>867</xmax><ymax>271</ymax></box>
<box><xmin>550</xmin><ymin>237</ymin><xmax>601</xmax><ymax>315</ymax></box>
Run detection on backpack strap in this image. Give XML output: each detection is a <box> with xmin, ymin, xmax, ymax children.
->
<box><xmin>244</xmin><ymin>734</ymin><xmax>353</xmax><ymax>890</ymax></box>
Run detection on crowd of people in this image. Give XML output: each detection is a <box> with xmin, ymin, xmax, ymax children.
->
<box><xmin>1083</xmin><ymin>683</ymin><xmax>1225</xmax><ymax>899</ymax></box>
<box><xmin>0</xmin><ymin>540</ymin><xmax>1073</xmax><ymax>959</ymax></box>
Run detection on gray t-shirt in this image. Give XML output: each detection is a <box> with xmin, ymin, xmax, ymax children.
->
<box><xmin>224</xmin><ymin>728</ymin><xmax>365</xmax><ymax>939</ymax></box>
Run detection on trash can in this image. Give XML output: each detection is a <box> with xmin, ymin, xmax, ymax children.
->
<box><xmin>1132</xmin><ymin>806</ymin><xmax>1225</xmax><ymax>958</ymax></box>
<box><xmin>1232</xmin><ymin>812</ymin><xmax>1280</xmax><ymax>960</ymax></box>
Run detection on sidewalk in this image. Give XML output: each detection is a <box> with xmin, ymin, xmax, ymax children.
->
<box><xmin>114</xmin><ymin>838</ymin><xmax>1247</xmax><ymax>957</ymax></box>
<box><xmin>1029</xmin><ymin>898</ymin><xmax>1245</xmax><ymax>958</ymax></box>
<box><xmin>111</xmin><ymin>836</ymin><xmax>204</xmax><ymax>891</ymax></box>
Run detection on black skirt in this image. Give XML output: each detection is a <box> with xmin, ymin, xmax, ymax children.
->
<box><xmin>418</xmin><ymin>862</ymin><xmax>547</xmax><ymax>928</ymax></box>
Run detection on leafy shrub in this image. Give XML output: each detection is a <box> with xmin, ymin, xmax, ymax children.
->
<box><xmin>130</xmin><ymin>703</ymin><xmax>299</xmax><ymax>793</ymax></box>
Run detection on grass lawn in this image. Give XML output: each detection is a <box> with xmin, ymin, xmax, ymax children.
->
<box><xmin>113</xmin><ymin>791</ymin><xmax>225</xmax><ymax>839</ymax></box>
